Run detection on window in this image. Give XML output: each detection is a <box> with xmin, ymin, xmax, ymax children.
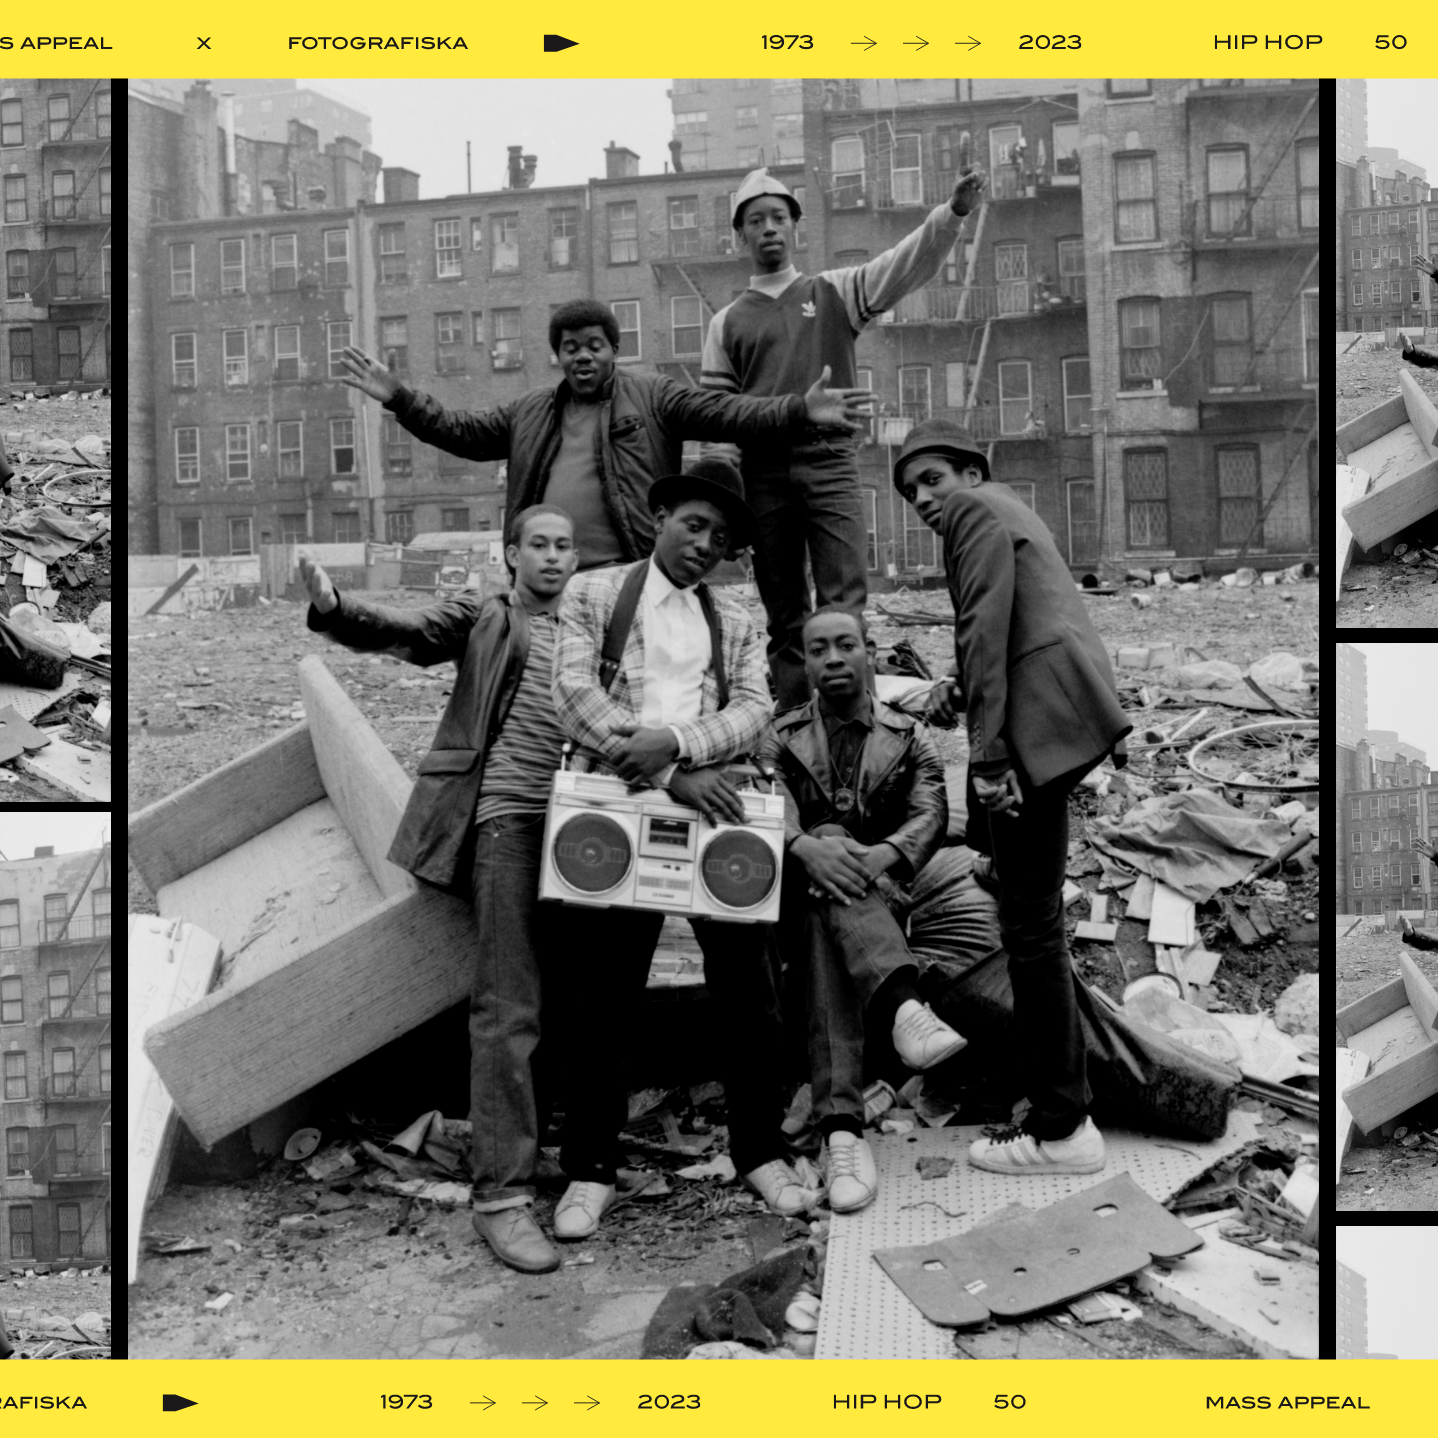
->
<box><xmin>279</xmin><ymin>513</ymin><xmax>306</xmax><ymax>543</ymax></box>
<box><xmin>333</xmin><ymin>512</ymin><xmax>361</xmax><ymax>543</ymax></box>
<box><xmin>903</xmin><ymin>498</ymin><xmax>939</xmax><ymax>570</ymax></box>
<box><xmin>857</xmin><ymin>366</ymin><xmax>875</xmax><ymax>442</ymax></box>
<box><xmin>792</xmin><ymin>186</ymin><xmax>808</xmax><ymax>250</ymax></box>
<box><xmin>995</xmin><ymin>242</ymin><xmax>1028</xmax><ymax>314</ymax></box>
<box><xmin>4</xmin><ymin>250</ymin><xmax>25</xmax><ymax>298</ymax></box>
<box><xmin>1217</xmin><ymin>446</ymin><xmax>1260</xmax><ymax>547</ymax></box>
<box><xmin>1207</xmin><ymin>146</ymin><xmax>1250</xmax><ymax>235</ymax></box>
<box><xmin>1062</xmin><ymin>357</ymin><xmax>1091</xmax><ymax>432</ymax></box>
<box><xmin>435</xmin><ymin>312</ymin><xmax>465</xmax><ymax>373</ymax></box>
<box><xmin>8</xmin><ymin>1207</ymin><xmax>29</xmax><ymax>1259</ymax></box>
<box><xmin>384</xmin><ymin>416</ymin><xmax>412</xmax><ymax>475</ymax></box>
<box><xmin>331</xmin><ymin>418</ymin><xmax>356</xmax><ymax>474</ymax></box>
<box><xmin>773</xmin><ymin>112</ymin><xmax>802</xmax><ymax>142</ymax></box>
<box><xmin>612</xmin><ymin>300</ymin><xmax>640</xmax><ymax>360</ymax></box>
<box><xmin>223</xmin><ymin>328</ymin><xmax>248</xmax><ymax>386</ymax></box>
<box><xmin>5</xmin><ymin>327</ymin><xmax>28</xmax><ymax>384</ymax></box>
<box><xmin>47</xmin><ymin>94</ymin><xmax>70</xmax><ymax>141</ymax></box>
<box><xmin>1351</xmin><ymin>283</ymin><xmax>1364</xmax><ymax>307</ymax></box>
<box><xmin>0</xmin><ymin>902</ymin><xmax>15</xmax><ymax>951</ymax></box>
<box><xmin>323</xmin><ymin>228</ymin><xmax>349</xmax><ymax>286</ymax></box>
<box><xmin>434</xmin><ymin>218</ymin><xmax>462</xmax><ymax>278</ymax></box>
<box><xmin>832</xmin><ymin>136</ymin><xmax>865</xmax><ymax>200</ymax></box>
<box><xmin>56</xmin><ymin>1203</ymin><xmax>79</xmax><ymax>1256</ymax></box>
<box><xmin>272</xmin><ymin>324</ymin><xmax>300</xmax><ymax>381</ymax></box>
<box><xmin>989</xmin><ymin>125</ymin><xmax>1022</xmax><ymax>197</ymax></box>
<box><xmin>672</xmin><ymin>295</ymin><xmax>703</xmax><ymax>358</ymax></box>
<box><xmin>277</xmin><ymin>420</ymin><xmax>303</xmax><ymax>477</ymax></box>
<box><xmin>1210</xmin><ymin>295</ymin><xmax>1251</xmax><ymax>385</ymax></box>
<box><xmin>1114</xmin><ymin>154</ymin><xmax>1157</xmax><ymax>241</ymax></box>
<box><xmin>891</xmin><ymin>134</ymin><xmax>922</xmax><ymax>205</ymax></box>
<box><xmin>1067</xmin><ymin>479</ymin><xmax>1098</xmax><ymax>564</ymax></box>
<box><xmin>1124</xmin><ymin>449</ymin><xmax>1169</xmax><ymax>548</ymax></box>
<box><xmin>899</xmin><ymin>365</ymin><xmax>931</xmax><ymax>421</ymax></box>
<box><xmin>170</xmin><ymin>241</ymin><xmax>194</xmax><ymax>297</ymax></box>
<box><xmin>1119</xmin><ymin>297</ymin><xmax>1162</xmax><ymax>387</ymax></box>
<box><xmin>550</xmin><ymin>208</ymin><xmax>577</xmax><ymax>268</ymax></box>
<box><xmin>172</xmin><ymin>332</ymin><xmax>197</xmax><ymax>387</ymax></box>
<box><xmin>609</xmin><ymin>202</ymin><xmax>639</xmax><ymax>264</ymax></box>
<box><xmin>52</xmin><ymin>247</ymin><xmax>76</xmax><ymax>300</ymax></box>
<box><xmin>472</xmin><ymin>312</ymin><xmax>485</xmax><ymax>346</ymax></box>
<box><xmin>0</xmin><ymin>100</ymin><xmax>19</xmax><ymax>147</ymax></box>
<box><xmin>861</xmin><ymin>488</ymin><xmax>878</xmax><ymax>570</ymax></box>
<box><xmin>1056</xmin><ymin>237</ymin><xmax>1085</xmax><ymax>302</ymax></box>
<box><xmin>327</xmin><ymin>321</ymin><xmax>351</xmax><ymax>379</ymax></box>
<box><xmin>1368</xmin><ymin>213</ymin><xmax>1380</xmax><ymax>235</ymax></box>
<box><xmin>1389</xmin><ymin>210</ymin><xmax>1401</xmax><ymax>229</ymax></box>
<box><xmin>736</xmin><ymin>146</ymin><xmax>760</xmax><ymax>169</ymax></box>
<box><xmin>1351</xmin><ymin>800</ymin><xmax>1361</xmax><ymax>819</ymax></box>
<box><xmin>1108</xmin><ymin>79</ymin><xmax>1151</xmax><ymax>96</ymax></box>
<box><xmin>2</xmin><ymin>1054</ymin><xmax>22</xmax><ymax>1101</ymax></box>
<box><xmin>669</xmin><ymin>196</ymin><xmax>700</xmax><ymax>257</ymax></box>
<box><xmin>997</xmin><ymin>360</ymin><xmax>1032</xmax><ymax>435</ymax></box>
<box><xmin>1295</xmin><ymin>140</ymin><xmax>1319</xmax><ymax>230</ymax></box>
<box><xmin>1051</xmin><ymin>120</ymin><xmax>1080</xmax><ymax>174</ymax></box>
<box><xmin>676</xmin><ymin>110</ymin><xmax>709</xmax><ymax>134</ymax></box>
<box><xmin>97</xmin><ymin>88</ymin><xmax>111</xmax><ymax>138</ymax></box>
<box><xmin>1351</xmin><ymin>249</ymin><xmax>1362</xmax><ymax>270</ymax></box>
<box><xmin>491</xmin><ymin>214</ymin><xmax>519</xmax><ymax>273</ymax></box>
<box><xmin>46</xmin><ymin>972</ymin><xmax>69</xmax><ymax>1020</ymax></box>
<box><xmin>226</xmin><ymin>424</ymin><xmax>251</xmax><ymax>481</ymax></box>
<box><xmin>736</xmin><ymin>106</ymin><xmax>758</xmax><ymax>129</ymax></box>
<box><xmin>380</xmin><ymin>316</ymin><xmax>408</xmax><ymax>374</ymax></box>
<box><xmin>271</xmin><ymin>233</ymin><xmax>297</xmax><ymax>290</ymax></box>
<box><xmin>229</xmin><ymin>516</ymin><xmax>254</xmax><ymax>555</ymax></box>
<box><xmin>378</xmin><ymin>222</ymin><xmax>406</xmax><ymax>284</ymax></box>
<box><xmin>219</xmin><ymin>237</ymin><xmax>245</xmax><ymax>294</ymax></box>
<box><xmin>386</xmin><ymin>510</ymin><xmax>415</xmax><ymax>545</ymax></box>
<box><xmin>1302</xmin><ymin>290</ymin><xmax>1319</xmax><ymax>382</ymax></box>
<box><xmin>175</xmin><ymin>428</ymin><xmax>199</xmax><ymax>484</ymax></box>
<box><xmin>491</xmin><ymin>308</ymin><xmax>522</xmax><ymax>366</ymax></box>
<box><xmin>441</xmin><ymin>508</ymin><xmax>470</xmax><ymax>532</ymax></box>
<box><xmin>49</xmin><ymin>170</ymin><xmax>75</xmax><ymax>220</ymax></box>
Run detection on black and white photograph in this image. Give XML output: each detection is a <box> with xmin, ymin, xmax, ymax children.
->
<box><xmin>128</xmin><ymin>77</ymin><xmax>1319</xmax><ymax>1361</ymax></box>
<box><xmin>1337</xmin><ymin>1232</ymin><xmax>1435</xmax><ymax>1358</ymax></box>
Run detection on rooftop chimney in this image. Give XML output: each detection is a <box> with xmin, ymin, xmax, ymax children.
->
<box><xmin>307</xmin><ymin>185</ymin><xmax>327</xmax><ymax>207</ymax></box>
<box><xmin>668</xmin><ymin>139</ymin><xmax>684</xmax><ymax>174</ymax></box>
<box><xmin>604</xmin><ymin>142</ymin><xmax>640</xmax><ymax>180</ymax></box>
<box><xmin>34</xmin><ymin>847</ymin><xmax>52</xmax><ymax>858</ymax></box>
<box><xmin>382</xmin><ymin>167</ymin><xmax>421</xmax><ymax>204</ymax></box>
<box><xmin>507</xmin><ymin>145</ymin><xmax>525</xmax><ymax>189</ymax></box>
<box><xmin>521</xmin><ymin>154</ymin><xmax>537</xmax><ymax>187</ymax></box>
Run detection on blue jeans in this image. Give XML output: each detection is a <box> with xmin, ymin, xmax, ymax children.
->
<box><xmin>468</xmin><ymin>813</ymin><xmax>572</xmax><ymax>1211</ymax></box>
<box><xmin>744</xmin><ymin>439</ymin><xmax>868</xmax><ymax>708</ymax></box>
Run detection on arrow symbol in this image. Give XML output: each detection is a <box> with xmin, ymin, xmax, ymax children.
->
<box><xmin>956</xmin><ymin>35</ymin><xmax>980</xmax><ymax>48</ymax></box>
<box><xmin>904</xmin><ymin>35</ymin><xmax>929</xmax><ymax>49</ymax></box>
<box><xmin>575</xmin><ymin>1396</ymin><xmax>601</xmax><ymax>1411</ymax></box>
<box><xmin>522</xmin><ymin>1397</ymin><xmax>548</xmax><ymax>1411</ymax></box>
<box><xmin>543</xmin><ymin>34</ymin><xmax>578</xmax><ymax>51</ymax></box>
<box><xmin>162</xmin><ymin>1396</ymin><xmax>199</xmax><ymax>1413</ymax></box>
<box><xmin>851</xmin><ymin>35</ymin><xmax>877</xmax><ymax>49</ymax></box>
<box><xmin>470</xmin><ymin>1397</ymin><xmax>496</xmax><ymax>1410</ymax></box>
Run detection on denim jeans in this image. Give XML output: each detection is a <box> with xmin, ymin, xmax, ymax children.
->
<box><xmin>553</xmin><ymin>907</ymin><xmax>788</xmax><ymax>1183</ymax></box>
<box><xmin>744</xmin><ymin>439</ymin><xmax>868</xmax><ymax>709</ymax></box>
<box><xmin>964</xmin><ymin>763</ymin><xmax>1093</xmax><ymax>1139</ymax></box>
<box><xmin>468</xmin><ymin>813</ymin><xmax>570</xmax><ymax>1211</ymax></box>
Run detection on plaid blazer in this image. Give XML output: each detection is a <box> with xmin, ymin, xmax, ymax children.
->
<box><xmin>553</xmin><ymin>559</ymin><xmax>771</xmax><ymax>771</ymax></box>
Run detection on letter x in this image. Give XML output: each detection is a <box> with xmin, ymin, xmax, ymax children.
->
<box><xmin>197</xmin><ymin>36</ymin><xmax>211</xmax><ymax>47</ymax></box>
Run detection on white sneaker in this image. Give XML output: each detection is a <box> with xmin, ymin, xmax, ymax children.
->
<box><xmin>744</xmin><ymin>1159</ymin><xmax>820</xmax><ymax>1217</ymax></box>
<box><xmin>892</xmin><ymin>999</ymin><xmax>967</xmax><ymax>1070</ymax></box>
<box><xmin>967</xmin><ymin>1117</ymin><xmax>1105</xmax><ymax>1176</ymax></box>
<box><xmin>553</xmin><ymin>1180</ymin><xmax>616</xmax><ymax>1239</ymax></box>
<box><xmin>825</xmin><ymin>1132</ymin><xmax>878</xmax><ymax>1214</ymax></box>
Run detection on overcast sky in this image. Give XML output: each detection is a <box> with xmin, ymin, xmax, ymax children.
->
<box><xmin>1339</xmin><ymin>1228</ymin><xmax>1438</xmax><ymax>1357</ymax></box>
<box><xmin>303</xmin><ymin>80</ymin><xmax>677</xmax><ymax>197</ymax></box>
<box><xmin>0</xmin><ymin>814</ymin><xmax>108</xmax><ymax>862</ymax></box>
<box><xmin>1365</xmin><ymin>81</ymin><xmax>1438</xmax><ymax>180</ymax></box>
<box><xmin>1349</xmin><ymin>644</ymin><xmax>1438</xmax><ymax>761</ymax></box>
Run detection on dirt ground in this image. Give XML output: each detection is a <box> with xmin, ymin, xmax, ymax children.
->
<box><xmin>1337</xmin><ymin>341</ymin><xmax>1438</xmax><ymax>627</ymax></box>
<box><xmin>1338</xmin><ymin>930</ymin><xmax>1438</xmax><ymax>1213</ymax></box>
<box><xmin>130</xmin><ymin>575</ymin><xmax>1319</xmax><ymax>1359</ymax></box>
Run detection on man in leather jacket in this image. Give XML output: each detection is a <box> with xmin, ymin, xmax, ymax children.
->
<box><xmin>299</xmin><ymin>506</ymin><xmax>581</xmax><ymax>1277</ymax></box>
<box><xmin>759</xmin><ymin>606</ymin><xmax>964</xmax><ymax>1214</ymax></box>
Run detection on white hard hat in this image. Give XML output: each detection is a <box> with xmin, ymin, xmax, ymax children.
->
<box><xmin>731</xmin><ymin>169</ymin><xmax>803</xmax><ymax>230</ymax></box>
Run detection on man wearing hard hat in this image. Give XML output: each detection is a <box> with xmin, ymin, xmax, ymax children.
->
<box><xmin>702</xmin><ymin>165</ymin><xmax>986</xmax><ymax>707</ymax></box>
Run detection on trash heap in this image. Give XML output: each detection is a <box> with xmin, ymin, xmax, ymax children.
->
<box><xmin>0</xmin><ymin>1263</ymin><xmax>111</xmax><ymax>1358</ymax></box>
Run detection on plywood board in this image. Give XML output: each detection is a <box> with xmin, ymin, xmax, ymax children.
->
<box><xmin>1335</xmin><ymin>1048</ymin><xmax>1370</xmax><ymax>1185</ymax></box>
<box><xmin>1125</xmin><ymin>873</ymin><xmax>1155</xmax><ymax>921</ymax></box>
<box><xmin>1400</xmin><ymin>952</ymin><xmax>1438</xmax><ymax>1040</ymax></box>
<box><xmin>1401</xmin><ymin>368</ymin><xmax>1438</xmax><ymax>456</ymax></box>
<box><xmin>16</xmin><ymin>731</ymin><xmax>108</xmax><ymax>802</ymax></box>
<box><xmin>1342</xmin><ymin>454</ymin><xmax>1438</xmax><ymax>551</ymax></box>
<box><xmin>1343</xmin><ymin>1006</ymin><xmax>1438</xmax><ymax>1132</ymax></box>
<box><xmin>1336</xmin><ymin>976</ymin><xmax>1407</xmax><ymax>1039</ymax></box>
<box><xmin>1336</xmin><ymin>392</ymin><xmax>1407</xmax><ymax>457</ymax></box>
<box><xmin>128</xmin><ymin>914</ymin><xmax>224</xmax><ymax>1284</ymax></box>
<box><xmin>1148</xmin><ymin>882</ymin><xmax>1195</xmax><ymax>948</ymax></box>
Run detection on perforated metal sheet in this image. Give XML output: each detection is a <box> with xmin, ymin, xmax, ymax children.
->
<box><xmin>815</xmin><ymin>1113</ymin><xmax>1261</xmax><ymax>1360</ymax></box>
<box><xmin>0</xmin><ymin>668</ymin><xmax>83</xmax><ymax>722</ymax></box>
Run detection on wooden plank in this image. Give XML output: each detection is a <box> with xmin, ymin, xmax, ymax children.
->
<box><xmin>1148</xmin><ymin>883</ymin><xmax>1195</xmax><ymax>948</ymax></box>
<box><xmin>1073</xmin><ymin>920</ymin><xmax>1118</xmax><ymax>942</ymax></box>
<box><xmin>1125</xmin><ymin>873</ymin><xmax>1155</xmax><ymax>921</ymax></box>
<box><xmin>1335</xmin><ymin>465</ymin><xmax>1370</xmax><ymax>603</ymax></box>
<box><xmin>1343</xmin><ymin>1041</ymin><xmax>1438</xmax><ymax>1134</ymax></box>
<box><xmin>145</xmin><ymin>885</ymin><xmax>475</xmax><ymax>1147</ymax></box>
<box><xmin>1335</xmin><ymin>1048</ymin><xmax>1369</xmax><ymax>1186</ymax></box>
<box><xmin>1088</xmin><ymin>893</ymin><xmax>1108</xmax><ymax>924</ymax></box>
<box><xmin>1336</xmin><ymin>976</ymin><xmax>1408</xmax><ymax>1039</ymax></box>
<box><xmin>128</xmin><ymin>724</ymin><xmax>324</xmax><ymax>894</ymax></box>
<box><xmin>1400</xmin><ymin>953</ymin><xmax>1438</xmax><ymax>1041</ymax></box>
<box><xmin>145</xmin><ymin>562</ymin><xmax>200</xmax><ymax>616</ymax></box>
<box><xmin>1341</xmin><ymin>453</ymin><xmax>1438</xmax><ymax>551</ymax></box>
<box><xmin>16</xmin><ymin>731</ymin><xmax>109</xmax><ymax>803</ymax></box>
<box><xmin>128</xmin><ymin>914</ymin><xmax>224</xmax><ymax>1283</ymax></box>
<box><xmin>298</xmin><ymin>655</ymin><xmax>414</xmax><ymax>901</ymax></box>
<box><xmin>1401</xmin><ymin>369</ymin><xmax>1438</xmax><ymax>456</ymax></box>
<box><xmin>1335</xmin><ymin>391</ymin><xmax>1407</xmax><ymax>456</ymax></box>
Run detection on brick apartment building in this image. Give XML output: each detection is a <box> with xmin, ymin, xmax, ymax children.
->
<box><xmin>1341</xmin><ymin>744</ymin><xmax>1438</xmax><ymax>916</ymax></box>
<box><xmin>0</xmin><ymin>843</ymin><xmax>111</xmax><ymax>1268</ymax></box>
<box><xmin>132</xmin><ymin>77</ymin><xmax>1319</xmax><ymax>575</ymax></box>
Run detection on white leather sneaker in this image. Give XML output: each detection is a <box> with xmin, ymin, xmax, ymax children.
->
<box><xmin>967</xmin><ymin>1117</ymin><xmax>1105</xmax><ymax>1176</ymax></box>
<box><xmin>892</xmin><ymin>999</ymin><xmax>967</xmax><ymax>1070</ymax></box>
<box><xmin>553</xmin><ymin>1181</ymin><xmax>616</xmax><ymax>1239</ymax></box>
<box><xmin>744</xmin><ymin>1159</ymin><xmax>821</xmax><ymax>1217</ymax></box>
<box><xmin>825</xmin><ymin>1132</ymin><xmax>878</xmax><ymax>1214</ymax></box>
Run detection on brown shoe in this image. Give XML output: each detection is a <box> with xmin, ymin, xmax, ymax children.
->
<box><xmin>472</xmin><ymin>1205</ymin><xmax>560</xmax><ymax>1274</ymax></box>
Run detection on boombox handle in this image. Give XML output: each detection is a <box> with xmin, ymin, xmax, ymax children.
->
<box><xmin>558</xmin><ymin>741</ymin><xmax>778</xmax><ymax>795</ymax></box>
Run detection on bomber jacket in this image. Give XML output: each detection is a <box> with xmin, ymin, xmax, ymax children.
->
<box><xmin>384</xmin><ymin>370</ymin><xmax>814</xmax><ymax>563</ymax></box>
<box><xmin>308</xmin><ymin>587</ymin><xmax>534</xmax><ymax>891</ymax></box>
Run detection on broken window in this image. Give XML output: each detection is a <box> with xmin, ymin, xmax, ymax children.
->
<box><xmin>491</xmin><ymin>214</ymin><xmax>519</xmax><ymax>273</ymax></box>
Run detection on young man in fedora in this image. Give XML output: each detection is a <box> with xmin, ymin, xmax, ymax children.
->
<box><xmin>701</xmin><ymin>166</ymin><xmax>986</xmax><ymax>706</ymax></box>
<box><xmin>893</xmin><ymin>419</ymin><xmax>1131</xmax><ymax>1177</ymax></box>
<box><xmin>548</xmin><ymin>459</ymin><xmax>820</xmax><ymax>1235</ymax></box>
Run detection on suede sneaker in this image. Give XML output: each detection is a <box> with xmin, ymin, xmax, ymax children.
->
<box><xmin>892</xmin><ymin>999</ymin><xmax>967</xmax><ymax>1070</ymax></box>
<box><xmin>967</xmin><ymin>1117</ymin><xmax>1105</xmax><ymax>1176</ymax></box>
<box><xmin>553</xmin><ymin>1181</ymin><xmax>616</xmax><ymax>1240</ymax></box>
<box><xmin>825</xmin><ymin>1132</ymin><xmax>878</xmax><ymax>1214</ymax></box>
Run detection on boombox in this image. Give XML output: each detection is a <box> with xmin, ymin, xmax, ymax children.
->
<box><xmin>538</xmin><ymin>767</ymin><xmax>786</xmax><ymax>923</ymax></box>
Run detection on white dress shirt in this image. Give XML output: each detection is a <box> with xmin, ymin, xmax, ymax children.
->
<box><xmin>639</xmin><ymin>557</ymin><xmax>711</xmax><ymax>779</ymax></box>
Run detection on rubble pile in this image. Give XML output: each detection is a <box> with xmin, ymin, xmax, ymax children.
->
<box><xmin>1</xmin><ymin>1263</ymin><xmax>111</xmax><ymax>1358</ymax></box>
